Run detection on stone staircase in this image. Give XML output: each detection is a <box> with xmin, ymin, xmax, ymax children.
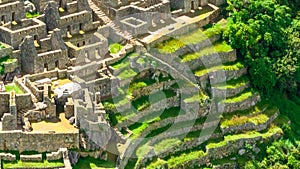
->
<box><xmin>114</xmin><ymin>127</ymin><xmax>127</xmax><ymax>143</ymax></box>
<box><xmin>87</xmin><ymin>0</ymin><xmax>134</xmax><ymax>42</ymax></box>
<box><xmin>109</xmin><ymin>22</ymin><xmax>134</xmax><ymax>41</ymax></box>
<box><xmin>87</xmin><ymin>0</ymin><xmax>112</xmax><ymax>24</ymax></box>
<box><xmin>17</xmin><ymin>109</ymin><xmax>29</xmax><ymax>125</ymax></box>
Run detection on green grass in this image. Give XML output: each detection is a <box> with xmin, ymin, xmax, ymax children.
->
<box><xmin>221</xmin><ymin>113</ymin><xmax>269</xmax><ymax>128</ymax></box>
<box><xmin>194</xmin><ymin>62</ymin><xmax>245</xmax><ymax>76</ymax></box>
<box><xmin>181</xmin><ymin>41</ymin><xmax>232</xmax><ymax>62</ymax></box>
<box><xmin>220</xmin><ymin>105</ymin><xmax>278</xmax><ymax>128</ymax></box>
<box><xmin>154</xmin><ymin>138</ymin><xmax>182</xmax><ymax>153</ymax></box>
<box><xmin>128</xmin><ymin>82</ymin><xmax>147</xmax><ymax>93</ymax></box>
<box><xmin>223</xmin><ymin>90</ymin><xmax>255</xmax><ymax>103</ymax></box>
<box><xmin>117</xmin><ymin>68</ymin><xmax>137</xmax><ymax>80</ymax></box>
<box><xmin>3</xmin><ymin>160</ymin><xmax>64</xmax><ymax>169</ymax></box>
<box><xmin>111</xmin><ymin>61</ymin><xmax>129</xmax><ymax>70</ymax></box>
<box><xmin>26</xmin><ymin>12</ymin><xmax>40</xmax><ymax>18</ymax></box>
<box><xmin>146</xmin><ymin>158</ymin><xmax>167</xmax><ymax>169</ymax></box>
<box><xmin>137</xmin><ymin>58</ymin><xmax>146</xmax><ymax>64</ymax></box>
<box><xmin>184</xmin><ymin>91</ymin><xmax>209</xmax><ymax>103</ymax></box>
<box><xmin>73</xmin><ymin>157</ymin><xmax>115</xmax><ymax>169</ymax></box>
<box><xmin>221</xmin><ymin>102</ymin><xmax>268</xmax><ymax>121</ymax></box>
<box><xmin>206</xmin><ymin>126</ymin><xmax>283</xmax><ymax>149</ymax></box>
<box><xmin>213</xmin><ymin>76</ymin><xmax>249</xmax><ymax>89</ymax></box>
<box><xmin>0</xmin><ymin>56</ymin><xmax>17</xmax><ymax>75</ymax></box>
<box><xmin>0</xmin><ymin>43</ymin><xmax>6</xmax><ymax>49</ymax></box>
<box><xmin>156</xmin><ymin>38</ymin><xmax>185</xmax><ymax>54</ymax></box>
<box><xmin>167</xmin><ymin>150</ymin><xmax>206</xmax><ymax>168</ymax></box>
<box><xmin>109</xmin><ymin>43</ymin><xmax>124</xmax><ymax>54</ymax></box>
<box><xmin>5</xmin><ymin>83</ymin><xmax>24</xmax><ymax>94</ymax></box>
<box><xmin>177</xmin><ymin>20</ymin><xmax>227</xmax><ymax>45</ymax></box>
<box><xmin>129</xmin><ymin>123</ymin><xmax>149</xmax><ymax>138</ymax></box>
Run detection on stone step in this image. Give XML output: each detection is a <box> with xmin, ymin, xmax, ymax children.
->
<box><xmin>87</xmin><ymin>0</ymin><xmax>112</xmax><ymax>24</ymax></box>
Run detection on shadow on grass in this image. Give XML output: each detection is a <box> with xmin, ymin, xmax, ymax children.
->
<box><xmin>73</xmin><ymin>157</ymin><xmax>116</xmax><ymax>169</ymax></box>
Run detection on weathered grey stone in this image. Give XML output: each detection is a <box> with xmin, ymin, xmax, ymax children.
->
<box><xmin>20</xmin><ymin>154</ymin><xmax>42</xmax><ymax>162</ymax></box>
<box><xmin>68</xmin><ymin>151</ymin><xmax>80</xmax><ymax>166</ymax></box>
<box><xmin>44</xmin><ymin>1</ymin><xmax>60</xmax><ymax>31</ymax></box>
<box><xmin>238</xmin><ymin>149</ymin><xmax>246</xmax><ymax>156</ymax></box>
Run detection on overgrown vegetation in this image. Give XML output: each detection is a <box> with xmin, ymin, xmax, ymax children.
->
<box><xmin>109</xmin><ymin>43</ymin><xmax>124</xmax><ymax>54</ymax></box>
<box><xmin>25</xmin><ymin>12</ymin><xmax>40</xmax><ymax>18</ymax></box>
<box><xmin>5</xmin><ymin>83</ymin><xmax>25</xmax><ymax>94</ymax></box>
<box><xmin>224</xmin><ymin>0</ymin><xmax>300</xmax><ymax>95</ymax></box>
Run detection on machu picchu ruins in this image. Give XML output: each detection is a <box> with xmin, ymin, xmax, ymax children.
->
<box><xmin>0</xmin><ymin>0</ymin><xmax>299</xmax><ymax>169</ymax></box>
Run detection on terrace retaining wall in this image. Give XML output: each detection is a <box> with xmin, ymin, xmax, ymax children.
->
<box><xmin>0</xmin><ymin>131</ymin><xmax>79</xmax><ymax>153</ymax></box>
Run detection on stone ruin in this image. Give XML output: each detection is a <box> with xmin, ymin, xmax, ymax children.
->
<box><xmin>0</xmin><ymin>0</ymin><xmax>243</xmax><ymax>168</ymax></box>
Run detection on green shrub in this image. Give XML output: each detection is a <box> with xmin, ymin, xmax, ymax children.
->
<box><xmin>109</xmin><ymin>43</ymin><xmax>124</xmax><ymax>54</ymax></box>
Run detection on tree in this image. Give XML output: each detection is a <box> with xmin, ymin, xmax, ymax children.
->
<box><xmin>224</xmin><ymin>0</ymin><xmax>298</xmax><ymax>94</ymax></box>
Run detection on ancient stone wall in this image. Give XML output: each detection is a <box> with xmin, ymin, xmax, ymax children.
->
<box><xmin>0</xmin><ymin>1</ymin><xmax>26</xmax><ymax>23</ymax></box>
<box><xmin>20</xmin><ymin>154</ymin><xmax>43</xmax><ymax>162</ymax></box>
<box><xmin>185</xmin><ymin>49</ymin><xmax>237</xmax><ymax>70</ymax></box>
<box><xmin>131</xmin><ymin>80</ymin><xmax>176</xmax><ymax>99</ymax></box>
<box><xmin>211</xmin><ymin>81</ymin><xmax>251</xmax><ymax>99</ymax></box>
<box><xmin>24</xmin><ymin>78</ymin><xmax>43</xmax><ymax>102</ymax></box>
<box><xmin>221</xmin><ymin>111</ymin><xmax>279</xmax><ymax>133</ymax></box>
<box><xmin>196</xmin><ymin>68</ymin><xmax>248</xmax><ymax>86</ymax></box>
<box><xmin>0</xmin><ymin>131</ymin><xmax>79</xmax><ymax>153</ymax></box>
<box><xmin>0</xmin><ymin>42</ymin><xmax>12</xmax><ymax>58</ymax></box>
<box><xmin>222</xmin><ymin>93</ymin><xmax>261</xmax><ymax>113</ymax></box>
<box><xmin>0</xmin><ymin>152</ymin><xmax>16</xmax><ymax>161</ymax></box>
<box><xmin>0</xmin><ymin>18</ymin><xmax>47</xmax><ymax>49</ymax></box>
<box><xmin>209</xmin><ymin>0</ymin><xmax>226</xmax><ymax>6</ymax></box>
<box><xmin>0</xmin><ymin>93</ymin><xmax>9</xmax><ymax>117</ymax></box>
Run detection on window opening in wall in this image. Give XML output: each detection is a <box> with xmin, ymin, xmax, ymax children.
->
<box><xmin>55</xmin><ymin>60</ymin><xmax>59</xmax><ymax>68</ymax></box>
<box><xmin>34</xmin><ymin>35</ymin><xmax>40</xmax><ymax>47</ymax></box>
<box><xmin>79</xmin><ymin>23</ymin><xmax>85</xmax><ymax>35</ymax></box>
<box><xmin>1</xmin><ymin>15</ymin><xmax>5</xmax><ymax>25</ymax></box>
<box><xmin>67</xmin><ymin>26</ymin><xmax>72</xmax><ymax>38</ymax></box>
<box><xmin>12</xmin><ymin>12</ymin><xmax>17</xmax><ymax>25</ymax></box>
<box><xmin>191</xmin><ymin>1</ymin><xmax>195</xmax><ymax>10</ymax></box>
<box><xmin>44</xmin><ymin>63</ymin><xmax>48</xmax><ymax>71</ymax></box>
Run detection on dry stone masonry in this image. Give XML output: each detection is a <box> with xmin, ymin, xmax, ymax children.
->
<box><xmin>0</xmin><ymin>0</ymin><xmax>282</xmax><ymax>169</ymax></box>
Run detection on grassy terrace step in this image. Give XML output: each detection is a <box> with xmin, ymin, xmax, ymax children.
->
<box><xmin>110</xmin><ymin>52</ymin><xmax>138</xmax><ymax>70</ymax></box>
<box><xmin>183</xmin><ymin>91</ymin><xmax>209</xmax><ymax>103</ymax></box>
<box><xmin>3</xmin><ymin>160</ymin><xmax>64</xmax><ymax>169</ymax></box>
<box><xmin>212</xmin><ymin>76</ymin><xmax>249</xmax><ymax>90</ymax></box>
<box><xmin>128</xmin><ymin>107</ymin><xmax>182</xmax><ymax>138</ymax></box>
<box><xmin>206</xmin><ymin>126</ymin><xmax>282</xmax><ymax>149</ymax></box>
<box><xmin>104</xmin><ymin>89</ymin><xmax>177</xmax><ymax>125</ymax></box>
<box><xmin>146</xmin><ymin>126</ymin><xmax>282</xmax><ymax>169</ymax></box>
<box><xmin>194</xmin><ymin>62</ymin><xmax>245</xmax><ymax>76</ymax></box>
<box><xmin>156</xmin><ymin>20</ymin><xmax>227</xmax><ymax>54</ymax></box>
<box><xmin>220</xmin><ymin>106</ymin><xmax>278</xmax><ymax>128</ymax></box>
<box><xmin>220</xmin><ymin>102</ymin><xmax>268</xmax><ymax>122</ymax></box>
<box><xmin>116</xmin><ymin>68</ymin><xmax>138</xmax><ymax>80</ymax></box>
<box><xmin>180</xmin><ymin>41</ymin><xmax>232</xmax><ymax>62</ymax></box>
<box><xmin>222</xmin><ymin>89</ymin><xmax>256</xmax><ymax>104</ymax></box>
<box><xmin>74</xmin><ymin>157</ymin><xmax>115</xmax><ymax>169</ymax></box>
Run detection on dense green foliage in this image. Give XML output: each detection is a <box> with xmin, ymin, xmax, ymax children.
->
<box><xmin>224</xmin><ymin>0</ymin><xmax>300</xmax><ymax>95</ymax></box>
<box><xmin>245</xmin><ymin>139</ymin><xmax>300</xmax><ymax>169</ymax></box>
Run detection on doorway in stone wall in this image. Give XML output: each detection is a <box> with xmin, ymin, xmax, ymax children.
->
<box><xmin>191</xmin><ymin>1</ymin><xmax>195</xmax><ymax>10</ymax></box>
<box><xmin>198</xmin><ymin>0</ymin><xmax>202</xmax><ymax>7</ymax></box>
<box><xmin>12</xmin><ymin>12</ymin><xmax>15</xmax><ymax>21</ymax></box>
<box><xmin>1</xmin><ymin>15</ymin><xmax>5</xmax><ymax>24</ymax></box>
<box><xmin>44</xmin><ymin>63</ymin><xmax>48</xmax><ymax>71</ymax></box>
<box><xmin>55</xmin><ymin>60</ymin><xmax>59</xmax><ymax>68</ymax></box>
